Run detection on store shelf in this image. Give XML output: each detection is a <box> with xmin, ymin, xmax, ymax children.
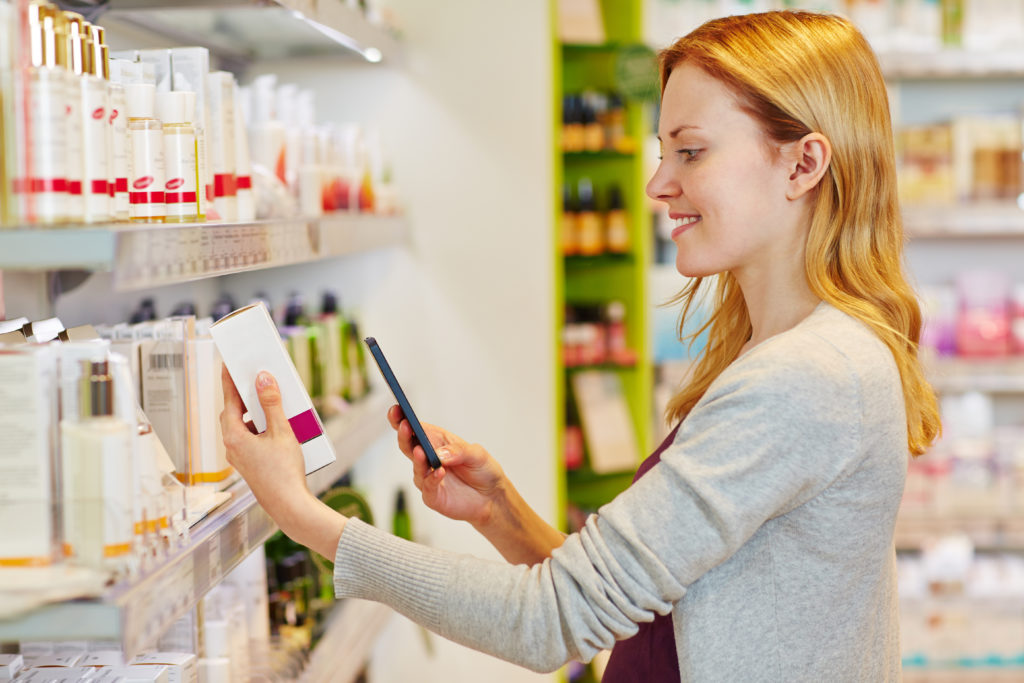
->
<box><xmin>904</xmin><ymin>202</ymin><xmax>1024</xmax><ymax>239</ymax></box>
<box><xmin>878</xmin><ymin>48</ymin><xmax>1024</xmax><ymax>79</ymax></box>
<box><xmin>925</xmin><ymin>357</ymin><xmax>1024</xmax><ymax>394</ymax></box>
<box><xmin>0</xmin><ymin>390</ymin><xmax>390</xmax><ymax>656</ymax></box>
<box><xmin>301</xmin><ymin>598</ymin><xmax>392</xmax><ymax>683</ymax></box>
<box><xmin>0</xmin><ymin>214</ymin><xmax>408</xmax><ymax>290</ymax></box>
<box><xmin>895</xmin><ymin>513</ymin><xmax>1024</xmax><ymax>551</ymax></box>
<box><xmin>101</xmin><ymin>0</ymin><xmax>403</xmax><ymax>65</ymax></box>
<box><xmin>903</xmin><ymin>668</ymin><xmax>1024</xmax><ymax>681</ymax></box>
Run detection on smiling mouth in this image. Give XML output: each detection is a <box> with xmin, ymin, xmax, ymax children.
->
<box><xmin>671</xmin><ymin>216</ymin><xmax>701</xmax><ymax>238</ymax></box>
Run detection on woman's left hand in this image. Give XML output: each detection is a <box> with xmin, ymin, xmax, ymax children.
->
<box><xmin>220</xmin><ymin>366</ymin><xmax>345</xmax><ymax>558</ymax></box>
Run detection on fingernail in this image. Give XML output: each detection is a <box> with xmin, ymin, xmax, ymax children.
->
<box><xmin>437</xmin><ymin>448</ymin><xmax>450</xmax><ymax>462</ymax></box>
<box><xmin>256</xmin><ymin>371</ymin><xmax>274</xmax><ymax>390</ymax></box>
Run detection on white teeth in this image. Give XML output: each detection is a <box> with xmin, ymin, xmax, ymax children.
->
<box><xmin>674</xmin><ymin>216</ymin><xmax>700</xmax><ymax>228</ymax></box>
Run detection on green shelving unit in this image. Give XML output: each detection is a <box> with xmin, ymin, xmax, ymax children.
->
<box><xmin>552</xmin><ymin>0</ymin><xmax>656</xmax><ymax>532</ymax></box>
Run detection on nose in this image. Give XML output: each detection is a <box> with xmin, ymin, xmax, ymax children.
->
<box><xmin>646</xmin><ymin>161</ymin><xmax>680</xmax><ymax>203</ymax></box>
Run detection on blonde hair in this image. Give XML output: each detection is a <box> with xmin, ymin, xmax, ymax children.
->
<box><xmin>661</xmin><ymin>11</ymin><xmax>940</xmax><ymax>456</ymax></box>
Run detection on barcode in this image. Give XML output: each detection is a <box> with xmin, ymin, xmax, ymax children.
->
<box><xmin>148</xmin><ymin>353</ymin><xmax>183</xmax><ymax>370</ymax></box>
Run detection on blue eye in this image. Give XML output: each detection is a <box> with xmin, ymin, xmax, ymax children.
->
<box><xmin>677</xmin><ymin>149</ymin><xmax>701</xmax><ymax>160</ymax></box>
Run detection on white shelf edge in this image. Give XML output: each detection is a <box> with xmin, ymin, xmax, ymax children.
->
<box><xmin>925</xmin><ymin>358</ymin><xmax>1024</xmax><ymax>394</ymax></box>
<box><xmin>895</xmin><ymin>514</ymin><xmax>1024</xmax><ymax>551</ymax></box>
<box><xmin>0</xmin><ymin>391</ymin><xmax>388</xmax><ymax>654</ymax></box>
<box><xmin>301</xmin><ymin>599</ymin><xmax>393</xmax><ymax>683</ymax></box>
<box><xmin>903</xmin><ymin>203</ymin><xmax>1024</xmax><ymax>239</ymax></box>
<box><xmin>879</xmin><ymin>48</ymin><xmax>1024</xmax><ymax>79</ymax></box>
<box><xmin>0</xmin><ymin>214</ymin><xmax>409</xmax><ymax>289</ymax></box>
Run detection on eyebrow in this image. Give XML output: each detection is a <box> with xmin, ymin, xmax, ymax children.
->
<box><xmin>657</xmin><ymin>124</ymin><xmax>702</xmax><ymax>142</ymax></box>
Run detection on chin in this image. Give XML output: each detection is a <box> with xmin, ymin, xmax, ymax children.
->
<box><xmin>675</xmin><ymin>257</ymin><xmax>719</xmax><ymax>279</ymax></box>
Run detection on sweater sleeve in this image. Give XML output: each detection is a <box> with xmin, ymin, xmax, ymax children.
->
<box><xmin>333</xmin><ymin>337</ymin><xmax>865</xmax><ymax>672</ymax></box>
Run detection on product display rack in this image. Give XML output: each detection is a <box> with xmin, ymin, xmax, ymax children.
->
<box><xmin>98</xmin><ymin>0</ymin><xmax>403</xmax><ymax>67</ymax></box>
<box><xmin>0</xmin><ymin>214</ymin><xmax>408</xmax><ymax>290</ymax></box>
<box><xmin>876</xmin><ymin>47</ymin><xmax>1024</xmax><ymax>79</ymax></box>
<box><xmin>903</xmin><ymin>203</ymin><xmax>1024</xmax><ymax>239</ymax></box>
<box><xmin>554</xmin><ymin>0</ymin><xmax>654</xmax><ymax>531</ymax></box>
<box><xmin>0</xmin><ymin>389</ymin><xmax>391</xmax><ymax>656</ymax></box>
<box><xmin>0</xmin><ymin>0</ymin><xmax>407</xmax><ymax>674</ymax></box>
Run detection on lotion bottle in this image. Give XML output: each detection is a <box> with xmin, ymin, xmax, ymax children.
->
<box><xmin>155</xmin><ymin>90</ymin><xmax>199</xmax><ymax>223</ymax></box>
<box><xmin>61</xmin><ymin>359</ymin><xmax>134</xmax><ymax>574</ymax></box>
<box><xmin>125</xmin><ymin>82</ymin><xmax>164</xmax><ymax>222</ymax></box>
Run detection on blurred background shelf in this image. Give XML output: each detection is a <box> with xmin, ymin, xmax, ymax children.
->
<box><xmin>878</xmin><ymin>48</ymin><xmax>1024</xmax><ymax>79</ymax></box>
<box><xmin>924</xmin><ymin>357</ymin><xmax>1024</xmax><ymax>393</ymax></box>
<box><xmin>904</xmin><ymin>203</ymin><xmax>1024</xmax><ymax>239</ymax></box>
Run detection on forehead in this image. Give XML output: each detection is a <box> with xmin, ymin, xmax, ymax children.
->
<box><xmin>658</xmin><ymin>62</ymin><xmax>751</xmax><ymax>137</ymax></box>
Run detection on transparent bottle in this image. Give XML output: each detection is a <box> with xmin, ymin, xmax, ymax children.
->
<box><xmin>125</xmin><ymin>82</ymin><xmax>165</xmax><ymax>223</ymax></box>
<box><xmin>156</xmin><ymin>90</ymin><xmax>199</xmax><ymax>223</ymax></box>
<box><xmin>19</xmin><ymin>3</ymin><xmax>69</xmax><ymax>225</ymax></box>
<box><xmin>108</xmin><ymin>80</ymin><xmax>129</xmax><ymax>221</ymax></box>
<box><xmin>79</xmin><ymin>21</ymin><xmax>110</xmax><ymax>223</ymax></box>
<box><xmin>59</xmin><ymin>11</ymin><xmax>86</xmax><ymax>223</ymax></box>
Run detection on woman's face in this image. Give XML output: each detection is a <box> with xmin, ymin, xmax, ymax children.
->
<box><xmin>646</xmin><ymin>62</ymin><xmax>805</xmax><ymax>281</ymax></box>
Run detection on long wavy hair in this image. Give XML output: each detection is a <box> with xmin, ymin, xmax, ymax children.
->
<box><xmin>662</xmin><ymin>11</ymin><xmax>940</xmax><ymax>456</ymax></box>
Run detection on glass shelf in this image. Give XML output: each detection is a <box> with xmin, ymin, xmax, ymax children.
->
<box><xmin>925</xmin><ymin>357</ymin><xmax>1024</xmax><ymax>393</ymax></box>
<box><xmin>895</xmin><ymin>512</ymin><xmax>1024</xmax><ymax>551</ymax></box>
<box><xmin>904</xmin><ymin>202</ymin><xmax>1024</xmax><ymax>238</ymax></box>
<box><xmin>0</xmin><ymin>390</ymin><xmax>391</xmax><ymax>657</ymax></box>
<box><xmin>100</xmin><ymin>0</ymin><xmax>403</xmax><ymax>65</ymax></box>
<box><xmin>0</xmin><ymin>214</ymin><xmax>408</xmax><ymax>291</ymax></box>
<box><xmin>302</xmin><ymin>598</ymin><xmax>393</xmax><ymax>683</ymax></box>
<box><xmin>878</xmin><ymin>48</ymin><xmax>1024</xmax><ymax>79</ymax></box>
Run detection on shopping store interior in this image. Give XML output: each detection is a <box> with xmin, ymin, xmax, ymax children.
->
<box><xmin>2</xmin><ymin>0</ymin><xmax>1024</xmax><ymax>680</ymax></box>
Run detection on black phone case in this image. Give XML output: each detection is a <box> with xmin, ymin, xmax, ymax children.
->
<box><xmin>364</xmin><ymin>337</ymin><xmax>442</xmax><ymax>469</ymax></box>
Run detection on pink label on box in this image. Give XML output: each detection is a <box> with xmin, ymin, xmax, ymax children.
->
<box><xmin>288</xmin><ymin>409</ymin><xmax>323</xmax><ymax>444</ymax></box>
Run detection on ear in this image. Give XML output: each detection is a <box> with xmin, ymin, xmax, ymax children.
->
<box><xmin>784</xmin><ymin>132</ymin><xmax>831</xmax><ymax>201</ymax></box>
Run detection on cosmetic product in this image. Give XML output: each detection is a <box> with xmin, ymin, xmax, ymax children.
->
<box><xmin>166</xmin><ymin>48</ymin><xmax>211</xmax><ymax>221</ymax></box>
<box><xmin>125</xmin><ymin>83</ymin><xmax>165</xmax><ymax>222</ymax></box>
<box><xmin>233</xmin><ymin>80</ymin><xmax>254</xmax><ymax>222</ymax></box>
<box><xmin>576</xmin><ymin>177</ymin><xmax>603</xmax><ymax>256</ymax></box>
<box><xmin>582</xmin><ymin>93</ymin><xmax>604</xmax><ymax>152</ymax></box>
<box><xmin>318</xmin><ymin>292</ymin><xmax>345</xmax><ymax>412</ymax></box>
<box><xmin>60</xmin><ymin>11</ymin><xmax>88</xmax><ymax>223</ymax></box>
<box><xmin>210</xmin><ymin>302</ymin><xmax>336</xmax><ymax>475</ymax></box>
<box><xmin>0</xmin><ymin>1</ymin><xmax>19</xmax><ymax>226</ymax></box>
<box><xmin>342</xmin><ymin>317</ymin><xmax>369</xmax><ymax>401</ymax></box>
<box><xmin>249</xmin><ymin>75</ymin><xmax>288</xmax><ymax>187</ymax></box>
<box><xmin>0</xmin><ymin>330</ymin><xmax>25</xmax><ymax>345</ymax></box>
<box><xmin>605</xmin><ymin>184</ymin><xmax>629</xmax><ymax>254</ymax></box>
<box><xmin>78</xmin><ymin>22</ymin><xmax>110</xmax><ymax>222</ymax></box>
<box><xmin>0</xmin><ymin>316</ymin><xmax>28</xmax><ymax>333</ymax></box>
<box><xmin>131</xmin><ymin>653</ymin><xmax>197</xmax><ymax>683</ymax></box>
<box><xmin>155</xmin><ymin>90</ymin><xmax>199</xmax><ymax>223</ymax></box>
<box><xmin>108</xmin><ymin>78</ymin><xmax>128</xmax><ymax>220</ymax></box>
<box><xmin>78</xmin><ymin>651</ymin><xmax>126</xmax><ymax>668</ymax></box>
<box><xmin>208</xmin><ymin>71</ymin><xmax>237</xmax><ymax>222</ymax></box>
<box><xmin>23</xmin><ymin>316</ymin><xmax>64</xmax><ymax>342</ymax></box>
<box><xmin>103</xmin><ymin>665</ymin><xmax>170</xmax><ymax>683</ymax></box>
<box><xmin>561</xmin><ymin>183</ymin><xmax>579</xmax><ymax>256</ymax></box>
<box><xmin>0</xmin><ymin>654</ymin><xmax>24</xmax><ymax>680</ymax></box>
<box><xmin>61</xmin><ymin>359</ymin><xmax>134</xmax><ymax>572</ymax></box>
<box><xmin>562</xmin><ymin>94</ymin><xmax>584</xmax><ymax>153</ymax></box>
<box><xmin>0</xmin><ymin>345</ymin><xmax>58</xmax><ymax>567</ymax></box>
<box><xmin>19</xmin><ymin>3</ymin><xmax>68</xmax><ymax>225</ymax></box>
<box><xmin>187</xmin><ymin>318</ymin><xmax>229</xmax><ymax>485</ymax></box>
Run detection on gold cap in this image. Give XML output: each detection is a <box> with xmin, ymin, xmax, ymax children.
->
<box><xmin>99</xmin><ymin>44</ymin><xmax>110</xmax><ymax>80</ymax></box>
<box><xmin>89</xmin><ymin>24</ymin><xmax>108</xmax><ymax>80</ymax></box>
<box><xmin>27</xmin><ymin>2</ymin><xmax>58</xmax><ymax>69</ymax></box>
<box><xmin>63</xmin><ymin>11</ymin><xmax>85</xmax><ymax>75</ymax></box>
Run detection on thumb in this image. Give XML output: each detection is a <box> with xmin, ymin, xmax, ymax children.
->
<box><xmin>255</xmin><ymin>371</ymin><xmax>291</xmax><ymax>437</ymax></box>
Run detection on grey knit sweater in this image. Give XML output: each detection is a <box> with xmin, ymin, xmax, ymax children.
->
<box><xmin>334</xmin><ymin>302</ymin><xmax>908</xmax><ymax>681</ymax></box>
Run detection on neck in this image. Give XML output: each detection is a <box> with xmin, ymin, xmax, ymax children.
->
<box><xmin>734</xmin><ymin>267</ymin><xmax>820</xmax><ymax>355</ymax></box>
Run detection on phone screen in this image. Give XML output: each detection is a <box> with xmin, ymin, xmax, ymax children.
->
<box><xmin>363</xmin><ymin>337</ymin><xmax>442</xmax><ymax>469</ymax></box>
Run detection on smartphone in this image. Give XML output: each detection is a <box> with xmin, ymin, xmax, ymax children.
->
<box><xmin>363</xmin><ymin>337</ymin><xmax>442</xmax><ymax>469</ymax></box>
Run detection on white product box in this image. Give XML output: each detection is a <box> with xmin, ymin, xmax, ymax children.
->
<box><xmin>210</xmin><ymin>303</ymin><xmax>336</xmax><ymax>475</ymax></box>
<box><xmin>78</xmin><ymin>651</ymin><xmax>125</xmax><ymax>668</ymax></box>
<box><xmin>34</xmin><ymin>666</ymin><xmax>99</xmax><ymax>681</ymax></box>
<box><xmin>130</xmin><ymin>653</ymin><xmax>196</xmax><ymax>683</ymax></box>
<box><xmin>0</xmin><ymin>654</ymin><xmax>23</xmax><ymax>680</ymax></box>
<box><xmin>22</xmin><ymin>651</ymin><xmax>85</xmax><ymax>667</ymax></box>
<box><xmin>102</xmin><ymin>666</ymin><xmax>168</xmax><ymax>683</ymax></box>
<box><xmin>0</xmin><ymin>347</ymin><xmax>58</xmax><ymax>567</ymax></box>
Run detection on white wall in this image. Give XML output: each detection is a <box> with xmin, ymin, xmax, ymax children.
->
<box><xmin>250</xmin><ymin>2</ymin><xmax>558</xmax><ymax>681</ymax></box>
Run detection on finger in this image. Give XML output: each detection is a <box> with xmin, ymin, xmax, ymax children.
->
<box><xmin>255</xmin><ymin>371</ymin><xmax>293</xmax><ymax>438</ymax></box>
<box><xmin>387</xmin><ymin>404</ymin><xmax>404</xmax><ymax>430</ymax></box>
<box><xmin>409</xmin><ymin>441</ymin><xmax>431</xmax><ymax>485</ymax></box>
<box><xmin>396</xmin><ymin>419</ymin><xmax>417</xmax><ymax>459</ymax></box>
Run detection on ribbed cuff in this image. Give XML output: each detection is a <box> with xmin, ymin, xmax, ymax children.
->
<box><xmin>333</xmin><ymin>517</ymin><xmax>449</xmax><ymax>631</ymax></box>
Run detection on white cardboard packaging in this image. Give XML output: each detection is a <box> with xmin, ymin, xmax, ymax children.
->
<box><xmin>103</xmin><ymin>665</ymin><xmax>169</xmax><ymax>683</ymax></box>
<box><xmin>131</xmin><ymin>653</ymin><xmax>196</xmax><ymax>683</ymax></box>
<box><xmin>0</xmin><ymin>654</ymin><xmax>23</xmax><ymax>680</ymax></box>
<box><xmin>210</xmin><ymin>302</ymin><xmax>335</xmax><ymax>474</ymax></box>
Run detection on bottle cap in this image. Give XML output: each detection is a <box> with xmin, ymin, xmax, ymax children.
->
<box><xmin>125</xmin><ymin>83</ymin><xmax>156</xmax><ymax>119</ymax></box>
<box><xmin>155</xmin><ymin>90</ymin><xmax>194</xmax><ymax>125</ymax></box>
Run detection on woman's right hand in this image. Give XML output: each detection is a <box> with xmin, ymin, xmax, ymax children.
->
<box><xmin>387</xmin><ymin>405</ymin><xmax>506</xmax><ymax>528</ymax></box>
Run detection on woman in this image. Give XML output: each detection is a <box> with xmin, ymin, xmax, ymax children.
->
<box><xmin>221</xmin><ymin>11</ymin><xmax>939</xmax><ymax>681</ymax></box>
